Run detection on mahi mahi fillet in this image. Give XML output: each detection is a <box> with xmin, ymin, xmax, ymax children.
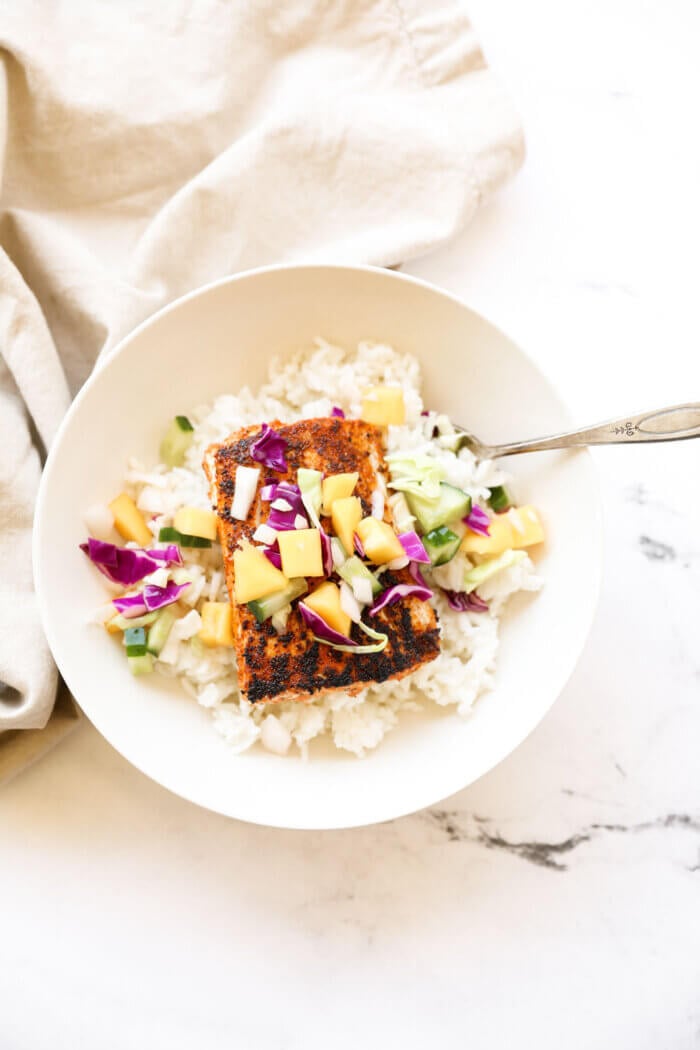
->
<box><xmin>203</xmin><ymin>417</ymin><xmax>440</xmax><ymax>703</ymax></box>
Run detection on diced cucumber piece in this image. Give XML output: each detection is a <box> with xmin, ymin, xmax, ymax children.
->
<box><xmin>423</xmin><ymin>526</ymin><xmax>462</xmax><ymax>566</ymax></box>
<box><xmin>146</xmin><ymin>608</ymin><xmax>177</xmax><ymax>656</ymax></box>
<box><xmin>124</xmin><ymin>626</ymin><xmax>147</xmax><ymax>656</ymax></box>
<box><xmin>124</xmin><ymin>626</ymin><xmax>146</xmax><ymax>646</ymax></box>
<box><xmin>406</xmin><ymin>483</ymin><xmax>472</xmax><ymax>534</ymax></box>
<box><xmin>111</xmin><ymin>611</ymin><xmax>159</xmax><ymax>631</ymax></box>
<box><xmin>177</xmin><ymin>534</ymin><xmax>213</xmax><ymax>550</ymax></box>
<box><xmin>160</xmin><ymin>416</ymin><xmax>195</xmax><ymax>467</ymax></box>
<box><xmin>337</xmin><ymin>555</ymin><xmax>382</xmax><ymax>597</ymax></box>
<box><xmin>126</xmin><ymin>643</ymin><xmax>148</xmax><ymax>657</ymax></box>
<box><xmin>158</xmin><ymin>526</ymin><xmax>211</xmax><ymax>549</ymax></box>
<box><xmin>158</xmin><ymin>526</ymin><xmax>180</xmax><ymax>542</ymax></box>
<box><xmin>488</xmin><ymin>485</ymin><xmax>512</xmax><ymax>513</ymax></box>
<box><xmin>127</xmin><ymin>652</ymin><xmax>155</xmax><ymax>675</ymax></box>
<box><xmin>248</xmin><ymin>578</ymin><xmax>308</xmax><ymax>624</ymax></box>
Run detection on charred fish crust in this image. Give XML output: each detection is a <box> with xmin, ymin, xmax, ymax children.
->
<box><xmin>215</xmin><ymin>432</ymin><xmax>261</xmax><ymax>468</ymax></box>
<box><xmin>270</xmin><ymin>652</ymin><xmax>290</xmax><ymax>682</ymax></box>
<box><xmin>247</xmin><ymin>677</ymin><xmax>275</xmax><ymax>703</ymax></box>
<box><xmin>299</xmin><ymin>640</ymin><xmax>320</xmax><ymax>679</ymax></box>
<box><xmin>399</xmin><ymin>603</ymin><xmax>415</xmax><ymax>643</ymax></box>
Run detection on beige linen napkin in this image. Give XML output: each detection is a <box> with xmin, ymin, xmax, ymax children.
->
<box><xmin>0</xmin><ymin>1</ymin><xmax>524</xmax><ymax>754</ymax></box>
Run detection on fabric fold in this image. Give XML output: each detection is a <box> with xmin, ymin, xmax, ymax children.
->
<box><xmin>0</xmin><ymin>0</ymin><xmax>524</xmax><ymax>735</ymax></box>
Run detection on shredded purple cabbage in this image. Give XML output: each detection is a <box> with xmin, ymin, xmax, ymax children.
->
<box><xmin>268</xmin><ymin>503</ymin><xmax>308</xmax><ymax>532</ymax></box>
<box><xmin>147</xmin><ymin>544</ymin><xmax>183</xmax><ymax>566</ymax></box>
<box><xmin>263</xmin><ymin>547</ymin><xmax>283</xmax><ymax>570</ymax></box>
<box><xmin>397</xmin><ymin>531</ymin><xmax>430</xmax><ymax>564</ymax></box>
<box><xmin>260</xmin><ymin>480</ymin><xmax>298</xmax><ymax>502</ymax></box>
<box><xmin>319</xmin><ymin>530</ymin><xmax>333</xmax><ymax>576</ymax></box>
<box><xmin>262</xmin><ymin>483</ymin><xmax>308</xmax><ymax>531</ymax></box>
<box><xmin>353</xmin><ymin>534</ymin><xmax>365</xmax><ymax>558</ymax></box>
<box><xmin>112</xmin><ymin>580</ymin><xmax>190</xmax><ymax>617</ymax></box>
<box><xmin>369</xmin><ymin>578</ymin><xmax>433</xmax><ymax>615</ymax></box>
<box><xmin>442</xmin><ymin>589</ymin><xmax>489</xmax><ymax>613</ymax></box>
<box><xmin>249</xmin><ymin>423</ymin><xmax>288</xmax><ymax>473</ymax></box>
<box><xmin>80</xmin><ymin>538</ymin><xmax>166</xmax><ymax>586</ymax></box>
<box><xmin>143</xmin><ymin>581</ymin><xmax>190</xmax><ymax>611</ymax></box>
<box><xmin>330</xmin><ymin>406</ymin><xmax>345</xmax><ymax>419</ymax></box>
<box><xmin>464</xmin><ymin>504</ymin><xmax>491</xmax><ymax>537</ymax></box>
<box><xmin>299</xmin><ymin>602</ymin><xmax>357</xmax><ymax>647</ymax></box>
<box><xmin>111</xmin><ymin>593</ymin><xmax>148</xmax><ymax>617</ymax></box>
<box><xmin>408</xmin><ymin>561</ymin><xmax>430</xmax><ymax>588</ymax></box>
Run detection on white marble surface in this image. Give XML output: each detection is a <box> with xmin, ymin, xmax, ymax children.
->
<box><xmin>3</xmin><ymin>2</ymin><xmax>700</xmax><ymax>1047</ymax></box>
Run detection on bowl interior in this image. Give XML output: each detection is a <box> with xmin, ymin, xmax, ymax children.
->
<box><xmin>34</xmin><ymin>265</ymin><xmax>600</xmax><ymax>828</ymax></box>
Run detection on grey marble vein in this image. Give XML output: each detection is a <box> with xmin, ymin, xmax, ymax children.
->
<box><xmin>639</xmin><ymin>534</ymin><xmax>677</xmax><ymax>562</ymax></box>
<box><xmin>425</xmin><ymin>810</ymin><xmax>700</xmax><ymax>872</ymax></box>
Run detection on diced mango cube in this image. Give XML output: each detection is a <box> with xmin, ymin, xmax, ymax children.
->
<box><xmin>104</xmin><ymin>617</ymin><xmax>122</xmax><ymax>635</ymax></box>
<box><xmin>303</xmin><ymin>581</ymin><xmax>351</xmax><ymax>638</ymax></box>
<box><xmin>461</xmin><ymin>506</ymin><xmax>545</xmax><ymax>556</ymax></box>
<box><xmin>356</xmin><ymin>517</ymin><xmax>405</xmax><ymax>564</ymax></box>
<box><xmin>507</xmin><ymin>506</ymin><xmax>545</xmax><ymax>549</ymax></box>
<box><xmin>199</xmin><ymin>602</ymin><xmax>235</xmax><ymax>647</ymax></box>
<box><xmin>173</xmin><ymin>506</ymin><xmax>219</xmax><ymax>541</ymax></box>
<box><xmin>277</xmin><ymin>528</ymin><xmax>323</xmax><ymax>578</ymax></box>
<box><xmin>321</xmin><ymin>472</ymin><xmax>359</xmax><ymax>516</ymax></box>
<box><xmin>109</xmin><ymin>493</ymin><xmax>152</xmax><ymax>546</ymax></box>
<box><xmin>233</xmin><ymin>546</ymin><xmax>289</xmax><ymax>604</ymax></box>
<box><xmin>331</xmin><ymin>496</ymin><xmax>362</xmax><ymax>557</ymax></box>
<box><xmin>361</xmin><ymin>386</ymin><xmax>406</xmax><ymax>426</ymax></box>
<box><xmin>460</xmin><ymin>513</ymin><xmax>514</xmax><ymax>556</ymax></box>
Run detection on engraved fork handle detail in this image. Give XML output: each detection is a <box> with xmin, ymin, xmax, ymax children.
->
<box><xmin>472</xmin><ymin>403</ymin><xmax>700</xmax><ymax>459</ymax></box>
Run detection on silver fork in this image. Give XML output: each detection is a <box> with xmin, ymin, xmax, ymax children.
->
<box><xmin>454</xmin><ymin>403</ymin><xmax>700</xmax><ymax>459</ymax></box>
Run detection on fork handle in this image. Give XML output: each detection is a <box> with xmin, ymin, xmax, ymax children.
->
<box><xmin>483</xmin><ymin>403</ymin><xmax>700</xmax><ymax>457</ymax></box>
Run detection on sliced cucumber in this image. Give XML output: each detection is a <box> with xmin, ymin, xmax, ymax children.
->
<box><xmin>337</xmin><ymin>555</ymin><xmax>382</xmax><ymax>597</ymax></box>
<box><xmin>488</xmin><ymin>485</ymin><xmax>512</xmax><ymax>513</ymax></box>
<box><xmin>158</xmin><ymin>526</ymin><xmax>212</xmax><ymax>549</ymax></box>
<box><xmin>127</xmin><ymin>652</ymin><xmax>155</xmax><ymax>676</ymax></box>
<box><xmin>406</xmin><ymin>483</ymin><xmax>472</xmax><ymax>534</ymax></box>
<box><xmin>160</xmin><ymin>416</ymin><xmax>194</xmax><ymax>467</ymax></box>
<box><xmin>146</xmin><ymin>608</ymin><xmax>177</xmax><ymax>656</ymax></box>
<box><xmin>111</xmin><ymin>611</ymin><xmax>159</xmax><ymax>631</ymax></box>
<box><xmin>248</xmin><ymin>578</ymin><xmax>308</xmax><ymax>624</ymax></box>
<box><xmin>423</xmin><ymin>526</ymin><xmax>462</xmax><ymax>566</ymax></box>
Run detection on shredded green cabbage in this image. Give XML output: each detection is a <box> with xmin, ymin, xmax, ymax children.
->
<box><xmin>463</xmin><ymin>550</ymin><xmax>526</xmax><ymax>593</ymax></box>
<box><xmin>297</xmin><ymin>468</ymin><xmax>323</xmax><ymax>528</ymax></box>
<box><xmin>385</xmin><ymin>452</ymin><xmax>445</xmax><ymax>499</ymax></box>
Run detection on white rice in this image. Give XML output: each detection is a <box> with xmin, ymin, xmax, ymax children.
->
<box><xmin>123</xmin><ymin>339</ymin><xmax>542</xmax><ymax>758</ymax></box>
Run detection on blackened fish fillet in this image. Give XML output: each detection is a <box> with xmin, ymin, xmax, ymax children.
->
<box><xmin>203</xmin><ymin>417</ymin><xmax>440</xmax><ymax>703</ymax></box>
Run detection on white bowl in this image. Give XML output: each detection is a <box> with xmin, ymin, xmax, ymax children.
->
<box><xmin>34</xmin><ymin>265</ymin><xmax>601</xmax><ymax>829</ymax></box>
